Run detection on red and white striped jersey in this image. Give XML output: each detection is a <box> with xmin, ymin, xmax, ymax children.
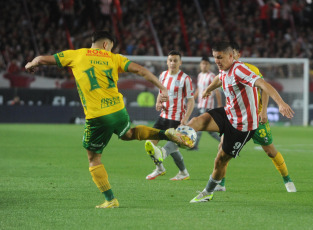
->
<box><xmin>197</xmin><ymin>71</ymin><xmax>216</xmax><ymax>109</ymax></box>
<box><xmin>219</xmin><ymin>61</ymin><xmax>260</xmax><ymax>131</ymax></box>
<box><xmin>159</xmin><ymin>70</ymin><xmax>194</xmax><ymax>121</ymax></box>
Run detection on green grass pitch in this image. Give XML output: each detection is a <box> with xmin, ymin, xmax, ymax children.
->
<box><xmin>1</xmin><ymin>124</ymin><xmax>313</xmax><ymax>230</ymax></box>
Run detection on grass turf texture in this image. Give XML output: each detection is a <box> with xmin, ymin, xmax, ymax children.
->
<box><xmin>1</xmin><ymin>124</ymin><xmax>313</xmax><ymax>230</ymax></box>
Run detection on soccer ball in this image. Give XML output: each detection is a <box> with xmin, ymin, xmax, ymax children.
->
<box><xmin>176</xmin><ymin>125</ymin><xmax>197</xmax><ymax>149</ymax></box>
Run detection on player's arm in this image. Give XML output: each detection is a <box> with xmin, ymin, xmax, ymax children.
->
<box><xmin>155</xmin><ymin>93</ymin><xmax>165</xmax><ymax>111</ymax></box>
<box><xmin>181</xmin><ymin>97</ymin><xmax>195</xmax><ymax>125</ymax></box>
<box><xmin>25</xmin><ymin>55</ymin><xmax>56</xmax><ymax>73</ymax></box>
<box><xmin>193</xmin><ymin>88</ymin><xmax>199</xmax><ymax>99</ymax></box>
<box><xmin>202</xmin><ymin>75</ymin><xmax>222</xmax><ymax>98</ymax></box>
<box><xmin>128</xmin><ymin>62</ymin><xmax>168</xmax><ymax>102</ymax></box>
<box><xmin>259</xmin><ymin>89</ymin><xmax>269</xmax><ymax>124</ymax></box>
<box><xmin>254</xmin><ymin>78</ymin><xmax>294</xmax><ymax>119</ymax></box>
<box><xmin>215</xmin><ymin>88</ymin><xmax>223</xmax><ymax>107</ymax></box>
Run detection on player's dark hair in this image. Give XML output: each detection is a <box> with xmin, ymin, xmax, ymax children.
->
<box><xmin>230</xmin><ymin>41</ymin><xmax>240</xmax><ymax>51</ymax></box>
<box><xmin>201</xmin><ymin>56</ymin><xmax>211</xmax><ymax>63</ymax></box>
<box><xmin>92</xmin><ymin>31</ymin><xmax>115</xmax><ymax>44</ymax></box>
<box><xmin>212</xmin><ymin>41</ymin><xmax>232</xmax><ymax>53</ymax></box>
<box><xmin>168</xmin><ymin>50</ymin><xmax>182</xmax><ymax>58</ymax></box>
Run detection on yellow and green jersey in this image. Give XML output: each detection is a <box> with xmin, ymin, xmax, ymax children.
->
<box><xmin>244</xmin><ymin>63</ymin><xmax>263</xmax><ymax>114</ymax></box>
<box><xmin>54</xmin><ymin>48</ymin><xmax>132</xmax><ymax>119</ymax></box>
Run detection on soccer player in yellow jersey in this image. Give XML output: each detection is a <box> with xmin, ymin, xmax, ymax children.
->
<box><xmin>25</xmin><ymin>31</ymin><xmax>193</xmax><ymax>208</ymax></box>
<box><xmin>215</xmin><ymin>41</ymin><xmax>296</xmax><ymax>192</ymax></box>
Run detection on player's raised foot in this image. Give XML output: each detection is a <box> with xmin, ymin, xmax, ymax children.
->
<box><xmin>170</xmin><ymin>171</ymin><xmax>190</xmax><ymax>181</ymax></box>
<box><xmin>145</xmin><ymin>141</ymin><xmax>163</xmax><ymax>165</ymax></box>
<box><xmin>285</xmin><ymin>182</ymin><xmax>297</xmax><ymax>192</ymax></box>
<box><xmin>146</xmin><ymin>168</ymin><xmax>166</xmax><ymax>180</ymax></box>
<box><xmin>214</xmin><ymin>185</ymin><xmax>226</xmax><ymax>192</ymax></box>
<box><xmin>165</xmin><ymin>128</ymin><xmax>194</xmax><ymax>149</ymax></box>
<box><xmin>96</xmin><ymin>198</ymin><xmax>119</xmax><ymax>208</ymax></box>
<box><xmin>190</xmin><ymin>190</ymin><xmax>213</xmax><ymax>203</ymax></box>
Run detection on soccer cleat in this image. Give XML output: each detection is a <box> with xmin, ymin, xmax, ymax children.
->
<box><xmin>145</xmin><ymin>141</ymin><xmax>163</xmax><ymax>165</ymax></box>
<box><xmin>146</xmin><ymin>168</ymin><xmax>166</xmax><ymax>180</ymax></box>
<box><xmin>214</xmin><ymin>185</ymin><xmax>226</xmax><ymax>191</ymax></box>
<box><xmin>165</xmin><ymin>128</ymin><xmax>194</xmax><ymax>149</ymax></box>
<box><xmin>170</xmin><ymin>171</ymin><xmax>190</xmax><ymax>181</ymax></box>
<box><xmin>285</xmin><ymin>182</ymin><xmax>297</xmax><ymax>192</ymax></box>
<box><xmin>96</xmin><ymin>198</ymin><xmax>119</xmax><ymax>208</ymax></box>
<box><xmin>190</xmin><ymin>190</ymin><xmax>214</xmax><ymax>203</ymax></box>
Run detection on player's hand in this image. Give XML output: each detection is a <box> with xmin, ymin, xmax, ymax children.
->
<box><xmin>25</xmin><ymin>62</ymin><xmax>37</xmax><ymax>73</ymax></box>
<box><xmin>278</xmin><ymin>102</ymin><xmax>294</xmax><ymax>119</ymax></box>
<box><xmin>180</xmin><ymin>117</ymin><xmax>188</xmax><ymax>125</ymax></box>
<box><xmin>156</xmin><ymin>100</ymin><xmax>165</xmax><ymax>111</ymax></box>
<box><xmin>159</xmin><ymin>89</ymin><xmax>169</xmax><ymax>102</ymax></box>
<box><xmin>259</xmin><ymin>110</ymin><xmax>268</xmax><ymax>124</ymax></box>
<box><xmin>202</xmin><ymin>88</ymin><xmax>212</xmax><ymax>98</ymax></box>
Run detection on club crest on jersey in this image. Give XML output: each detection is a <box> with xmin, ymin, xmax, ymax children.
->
<box><xmin>175</xmin><ymin>80</ymin><xmax>180</xmax><ymax>86</ymax></box>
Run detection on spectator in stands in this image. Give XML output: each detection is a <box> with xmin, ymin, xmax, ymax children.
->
<box><xmin>1</xmin><ymin>0</ymin><xmax>312</xmax><ymax>76</ymax></box>
<box><xmin>8</xmin><ymin>96</ymin><xmax>24</xmax><ymax>105</ymax></box>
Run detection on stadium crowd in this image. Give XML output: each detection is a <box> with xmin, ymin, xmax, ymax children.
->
<box><xmin>0</xmin><ymin>0</ymin><xmax>312</xmax><ymax>80</ymax></box>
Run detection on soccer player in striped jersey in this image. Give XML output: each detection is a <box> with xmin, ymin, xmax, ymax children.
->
<box><xmin>188</xmin><ymin>41</ymin><xmax>294</xmax><ymax>203</ymax></box>
<box><xmin>25</xmin><ymin>31</ymin><xmax>192</xmax><ymax>209</ymax></box>
<box><xmin>214</xmin><ymin>42</ymin><xmax>296</xmax><ymax>192</ymax></box>
<box><xmin>189</xmin><ymin>56</ymin><xmax>222</xmax><ymax>151</ymax></box>
<box><xmin>145</xmin><ymin>50</ymin><xmax>195</xmax><ymax>181</ymax></box>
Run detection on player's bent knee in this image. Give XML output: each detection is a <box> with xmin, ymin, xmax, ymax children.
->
<box><xmin>262</xmin><ymin>145</ymin><xmax>276</xmax><ymax>157</ymax></box>
<box><xmin>120</xmin><ymin>129</ymin><xmax>134</xmax><ymax>140</ymax></box>
<box><xmin>87</xmin><ymin>150</ymin><xmax>102</xmax><ymax>166</ymax></box>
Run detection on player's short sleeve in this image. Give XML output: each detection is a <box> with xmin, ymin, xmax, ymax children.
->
<box><xmin>184</xmin><ymin>76</ymin><xmax>194</xmax><ymax>98</ymax></box>
<box><xmin>115</xmin><ymin>54</ymin><xmax>132</xmax><ymax>73</ymax></box>
<box><xmin>234</xmin><ymin>64</ymin><xmax>261</xmax><ymax>87</ymax></box>
<box><xmin>53</xmin><ymin>50</ymin><xmax>76</xmax><ymax>68</ymax></box>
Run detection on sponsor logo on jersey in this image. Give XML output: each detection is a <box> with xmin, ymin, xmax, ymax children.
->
<box><xmin>101</xmin><ymin>96</ymin><xmax>121</xmax><ymax>108</ymax></box>
<box><xmin>86</xmin><ymin>49</ymin><xmax>111</xmax><ymax>57</ymax></box>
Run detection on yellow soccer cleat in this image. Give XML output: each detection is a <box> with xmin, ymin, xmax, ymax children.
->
<box><xmin>165</xmin><ymin>128</ymin><xmax>194</xmax><ymax>149</ymax></box>
<box><xmin>145</xmin><ymin>140</ymin><xmax>164</xmax><ymax>165</ymax></box>
<box><xmin>96</xmin><ymin>198</ymin><xmax>119</xmax><ymax>209</ymax></box>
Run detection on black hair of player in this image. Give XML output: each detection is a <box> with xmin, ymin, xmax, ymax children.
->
<box><xmin>211</xmin><ymin>41</ymin><xmax>232</xmax><ymax>52</ymax></box>
<box><xmin>201</xmin><ymin>56</ymin><xmax>211</xmax><ymax>63</ymax></box>
<box><xmin>230</xmin><ymin>41</ymin><xmax>240</xmax><ymax>51</ymax></box>
<box><xmin>168</xmin><ymin>50</ymin><xmax>182</xmax><ymax>59</ymax></box>
<box><xmin>92</xmin><ymin>31</ymin><xmax>116</xmax><ymax>44</ymax></box>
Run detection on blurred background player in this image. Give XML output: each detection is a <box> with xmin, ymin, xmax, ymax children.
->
<box><xmin>145</xmin><ymin>50</ymin><xmax>195</xmax><ymax>181</ymax></box>
<box><xmin>189</xmin><ymin>56</ymin><xmax>222</xmax><ymax>151</ymax></box>
<box><xmin>215</xmin><ymin>41</ymin><xmax>296</xmax><ymax>192</ymax></box>
<box><xmin>24</xmin><ymin>31</ymin><xmax>193</xmax><ymax>209</ymax></box>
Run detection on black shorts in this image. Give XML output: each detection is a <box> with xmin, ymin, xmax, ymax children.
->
<box><xmin>153</xmin><ymin>117</ymin><xmax>181</xmax><ymax>130</ymax></box>
<box><xmin>207</xmin><ymin>107</ymin><xmax>256</xmax><ymax>158</ymax></box>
